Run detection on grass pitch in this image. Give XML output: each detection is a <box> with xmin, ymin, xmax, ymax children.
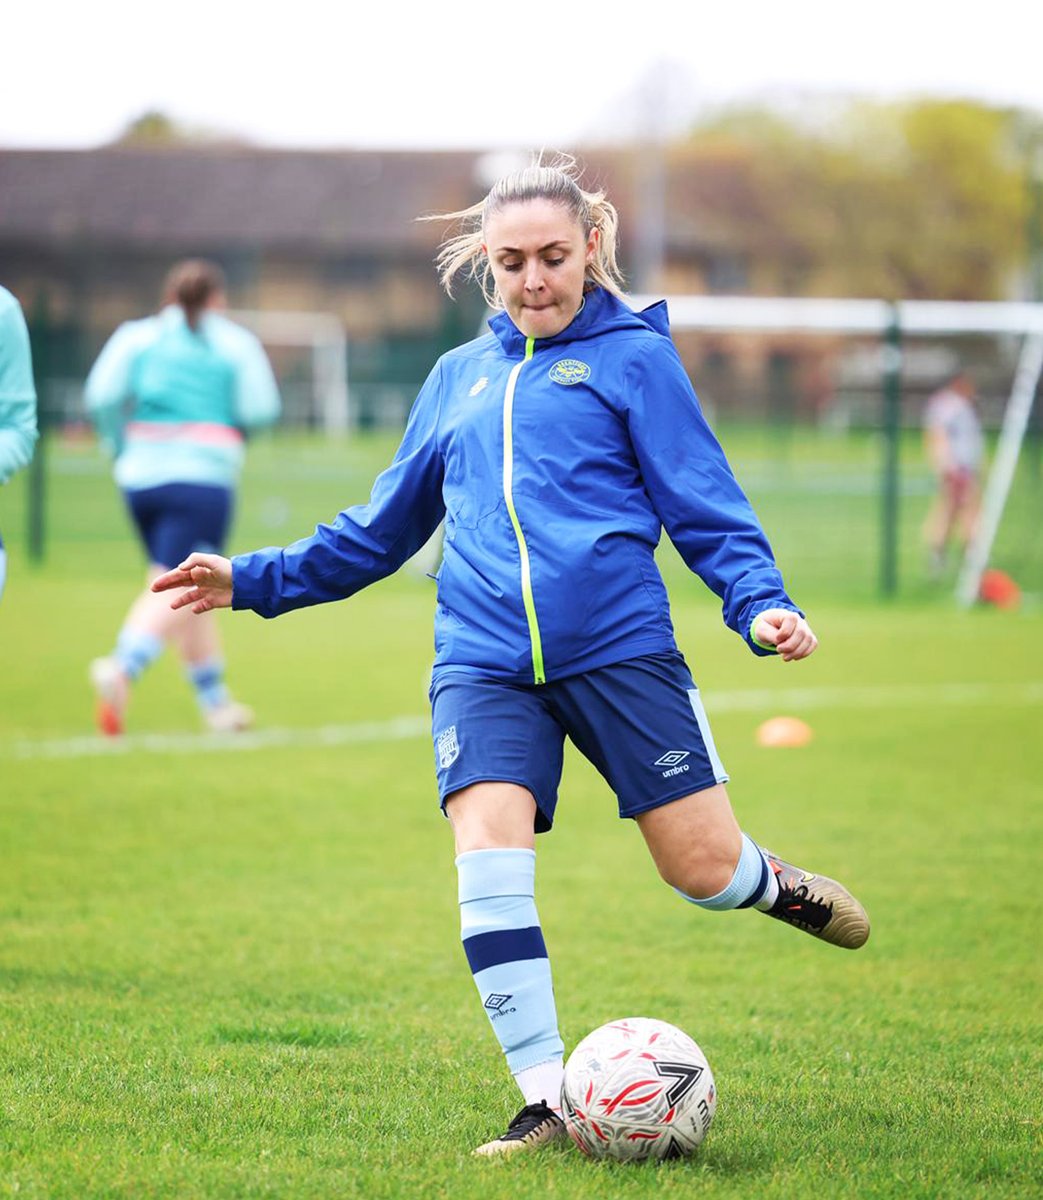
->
<box><xmin>0</xmin><ymin>431</ymin><xmax>1041</xmax><ymax>1198</ymax></box>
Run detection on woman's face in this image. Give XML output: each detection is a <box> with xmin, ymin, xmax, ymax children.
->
<box><xmin>484</xmin><ymin>198</ymin><xmax>598</xmax><ymax>339</ymax></box>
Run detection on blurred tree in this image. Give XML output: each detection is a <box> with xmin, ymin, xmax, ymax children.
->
<box><xmin>112</xmin><ymin>109</ymin><xmax>247</xmax><ymax>146</ymax></box>
<box><xmin>1011</xmin><ymin>110</ymin><xmax>1043</xmax><ymax>300</ymax></box>
<box><xmin>114</xmin><ymin>110</ymin><xmax>187</xmax><ymax>143</ymax></box>
<box><xmin>686</xmin><ymin>99</ymin><xmax>1031</xmax><ymax>301</ymax></box>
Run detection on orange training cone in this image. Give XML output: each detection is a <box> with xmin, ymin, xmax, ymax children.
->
<box><xmin>978</xmin><ymin>569</ymin><xmax>1021</xmax><ymax>610</ymax></box>
<box><xmin>756</xmin><ymin>716</ymin><xmax>814</xmax><ymax>748</ymax></box>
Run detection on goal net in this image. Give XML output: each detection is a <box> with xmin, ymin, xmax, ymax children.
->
<box><xmin>628</xmin><ymin>295</ymin><xmax>1043</xmax><ymax>607</ymax></box>
<box><xmin>228</xmin><ymin>309</ymin><xmax>349</xmax><ymax>436</ymax></box>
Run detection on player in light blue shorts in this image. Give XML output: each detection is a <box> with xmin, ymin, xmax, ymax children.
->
<box><xmin>0</xmin><ymin>285</ymin><xmax>39</xmax><ymax>602</ymax></box>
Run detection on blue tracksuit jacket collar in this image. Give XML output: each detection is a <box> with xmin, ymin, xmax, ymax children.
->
<box><xmin>488</xmin><ymin>286</ymin><xmax>672</xmax><ymax>354</ymax></box>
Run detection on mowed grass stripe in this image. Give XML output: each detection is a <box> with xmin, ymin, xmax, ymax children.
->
<box><xmin>6</xmin><ymin>679</ymin><xmax>1042</xmax><ymax>760</ymax></box>
<box><xmin>2</xmin><ymin>429</ymin><xmax>1041</xmax><ymax>1197</ymax></box>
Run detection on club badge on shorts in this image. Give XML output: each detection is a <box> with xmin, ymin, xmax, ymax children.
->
<box><xmin>436</xmin><ymin>724</ymin><xmax>459</xmax><ymax>768</ymax></box>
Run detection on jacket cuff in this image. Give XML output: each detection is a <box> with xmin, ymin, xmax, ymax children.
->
<box><xmin>748</xmin><ymin>616</ymin><xmax>778</xmax><ymax>654</ymax></box>
<box><xmin>745</xmin><ymin>603</ymin><xmax>804</xmax><ymax>656</ymax></box>
<box><xmin>230</xmin><ymin>553</ymin><xmax>262</xmax><ymax>612</ymax></box>
<box><xmin>744</xmin><ymin>619</ymin><xmax>777</xmax><ymax>657</ymax></box>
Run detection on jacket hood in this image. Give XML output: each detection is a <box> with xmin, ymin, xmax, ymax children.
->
<box><xmin>488</xmin><ymin>286</ymin><xmax>671</xmax><ymax>354</ymax></box>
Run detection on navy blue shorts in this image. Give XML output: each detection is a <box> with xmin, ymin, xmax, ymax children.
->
<box><xmin>429</xmin><ymin>651</ymin><xmax>729</xmax><ymax>833</ymax></box>
<box><xmin>124</xmin><ymin>483</ymin><xmax>233</xmax><ymax>570</ymax></box>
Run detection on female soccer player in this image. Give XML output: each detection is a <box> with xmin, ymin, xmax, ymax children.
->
<box><xmin>922</xmin><ymin>370</ymin><xmax>984</xmax><ymax>578</ymax></box>
<box><xmin>85</xmin><ymin>260</ymin><xmax>281</xmax><ymax>734</ymax></box>
<box><xmin>153</xmin><ymin>159</ymin><xmax>869</xmax><ymax>1154</ymax></box>
<box><xmin>0</xmin><ymin>284</ymin><xmax>39</xmax><ymax>601</ymax></box>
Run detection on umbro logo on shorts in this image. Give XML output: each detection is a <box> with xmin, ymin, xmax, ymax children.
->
<box><xmin>654</xmin><ymin>750</ymin><xmax>690</xmax><ymax>768</ymax></box>
<box><xmin>654</xmin><ymin>749</ymin><xmax>691</xmax><ymax>778</ymax></box>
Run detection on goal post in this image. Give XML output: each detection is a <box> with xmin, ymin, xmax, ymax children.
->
<box><xmin>228</xmin><ymin>310</ymin><xmax>350</xmax><ymax>436</ymax></box>
<box><xmin>955</xmin><ymin>330</ymin><xmax>1043</xmax><ymax>607</ymax></box>
<box><xmin>630</xmin><ymin>294</ymin><xmax>1043</xmax><ymax>605</ymax></box>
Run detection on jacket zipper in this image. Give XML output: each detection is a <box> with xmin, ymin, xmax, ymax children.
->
<box><xmin>502</xmin><ymin>337</ymin><xmax>546</xmax><ymax>684</ymax></box>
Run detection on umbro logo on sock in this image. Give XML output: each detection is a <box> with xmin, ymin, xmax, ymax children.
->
<box><xmin>484</xmin><ymin>993</ymin><xmax>517</xmax><ymax>1018</ymax></box>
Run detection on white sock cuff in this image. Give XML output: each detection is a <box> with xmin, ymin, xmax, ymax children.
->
<box><xmin>514</xmin><ymin>1057</ymin><xmax>565</xmax><ymax>1112</ymax></box>
<box><xmin>676</xmin><ymin>833</ymin><xmax>766</xmax><ymax>911</ymax></box>
<box><xmin>456</xmin><ymin>847</ymin><xmax>536</xmax><ymax>904</ymax></box>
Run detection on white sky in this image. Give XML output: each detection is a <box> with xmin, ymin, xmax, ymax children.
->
<box><xmin>3</xmin><ymin>1</ymin><xmax>1042</xmax><ymax>151</ymax></box>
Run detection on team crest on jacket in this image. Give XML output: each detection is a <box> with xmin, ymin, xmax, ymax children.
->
<box><xmin>436</xmin><ymin>725</ymin><xmax>459</xmax><ymax>768</ymax></box>
<box><xmin>549</xmin><ymin>359</ymin><xmax>591</xmax><ymax>386</ymax></box>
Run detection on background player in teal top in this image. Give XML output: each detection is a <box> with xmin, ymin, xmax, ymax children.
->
<box><xmin>85</xmin><ymin>260</ymin><xmax>281</xmax><ymax>735</ymax></box>
<box><xmin>0</xmin><ymin>285</ymin><xmax>39</xmax><ymax>602</ymax></box>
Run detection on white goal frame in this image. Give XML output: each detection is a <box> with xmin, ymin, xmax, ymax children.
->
<box><xmin>229</xmin><ymin>309</ymin><xmax>350</xmax><ymax>436</ymax></box>
<box><xmin>629</xmin><ymin>295</ymin><xmax>1043</xmax><ymax>608</ymax></box>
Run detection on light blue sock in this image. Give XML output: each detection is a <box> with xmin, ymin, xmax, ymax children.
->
<box><xmin>115</xmin><ymin>628</ymin><xmax>164</xmax><ymax>681</ymax></box>
<box><xmin>675</xmin><ymin>833</ymin><xmax>774</xmax><ymax>911</ymax></box>
<box><xmin>457</xmin><ymin>848</ymin><xmax>564</xmax><ymax>1075</ymax></box>
<box><xmin>186</xmin><ymin>657</ymin><xmax>230</xmax><ymax>712</ymax></box>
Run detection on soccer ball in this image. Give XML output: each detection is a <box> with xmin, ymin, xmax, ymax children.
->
<box><xmin>561</xmin><ymin>1017</ymin><xmax>716</xmax><ymax>1161</ymax></box>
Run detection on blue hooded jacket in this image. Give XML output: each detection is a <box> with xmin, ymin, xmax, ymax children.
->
<box><xmin>231</xmin><ymin>287</ymin><xmax>799</xmax><ymax>683</ymax></box>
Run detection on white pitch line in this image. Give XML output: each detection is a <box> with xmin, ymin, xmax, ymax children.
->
<box><xmin>4</xmin><ymin>681</ymin><xmax>1042</xmax><ymax>762</ymax></box>
<box><xmin>705</xmin><ymin>680</ymin><xmax>1043</xmax><ymax>713</ymax></box>
<box><xmin>5</xmin><ymin>716</ymin><xmax>431</xmax><ymax>762</ymax></box>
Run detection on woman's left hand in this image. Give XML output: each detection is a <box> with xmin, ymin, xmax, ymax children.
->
<box><xmin>753</xmin><ymin>609</ymin><xmax>818</xmax><ymax>661</ymax></box>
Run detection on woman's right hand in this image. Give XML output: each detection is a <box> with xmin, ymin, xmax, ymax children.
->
<box><xmin>151</xmin><ymin>552</ymin><xmax>234</xmax><ymax>613</ymax></box>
